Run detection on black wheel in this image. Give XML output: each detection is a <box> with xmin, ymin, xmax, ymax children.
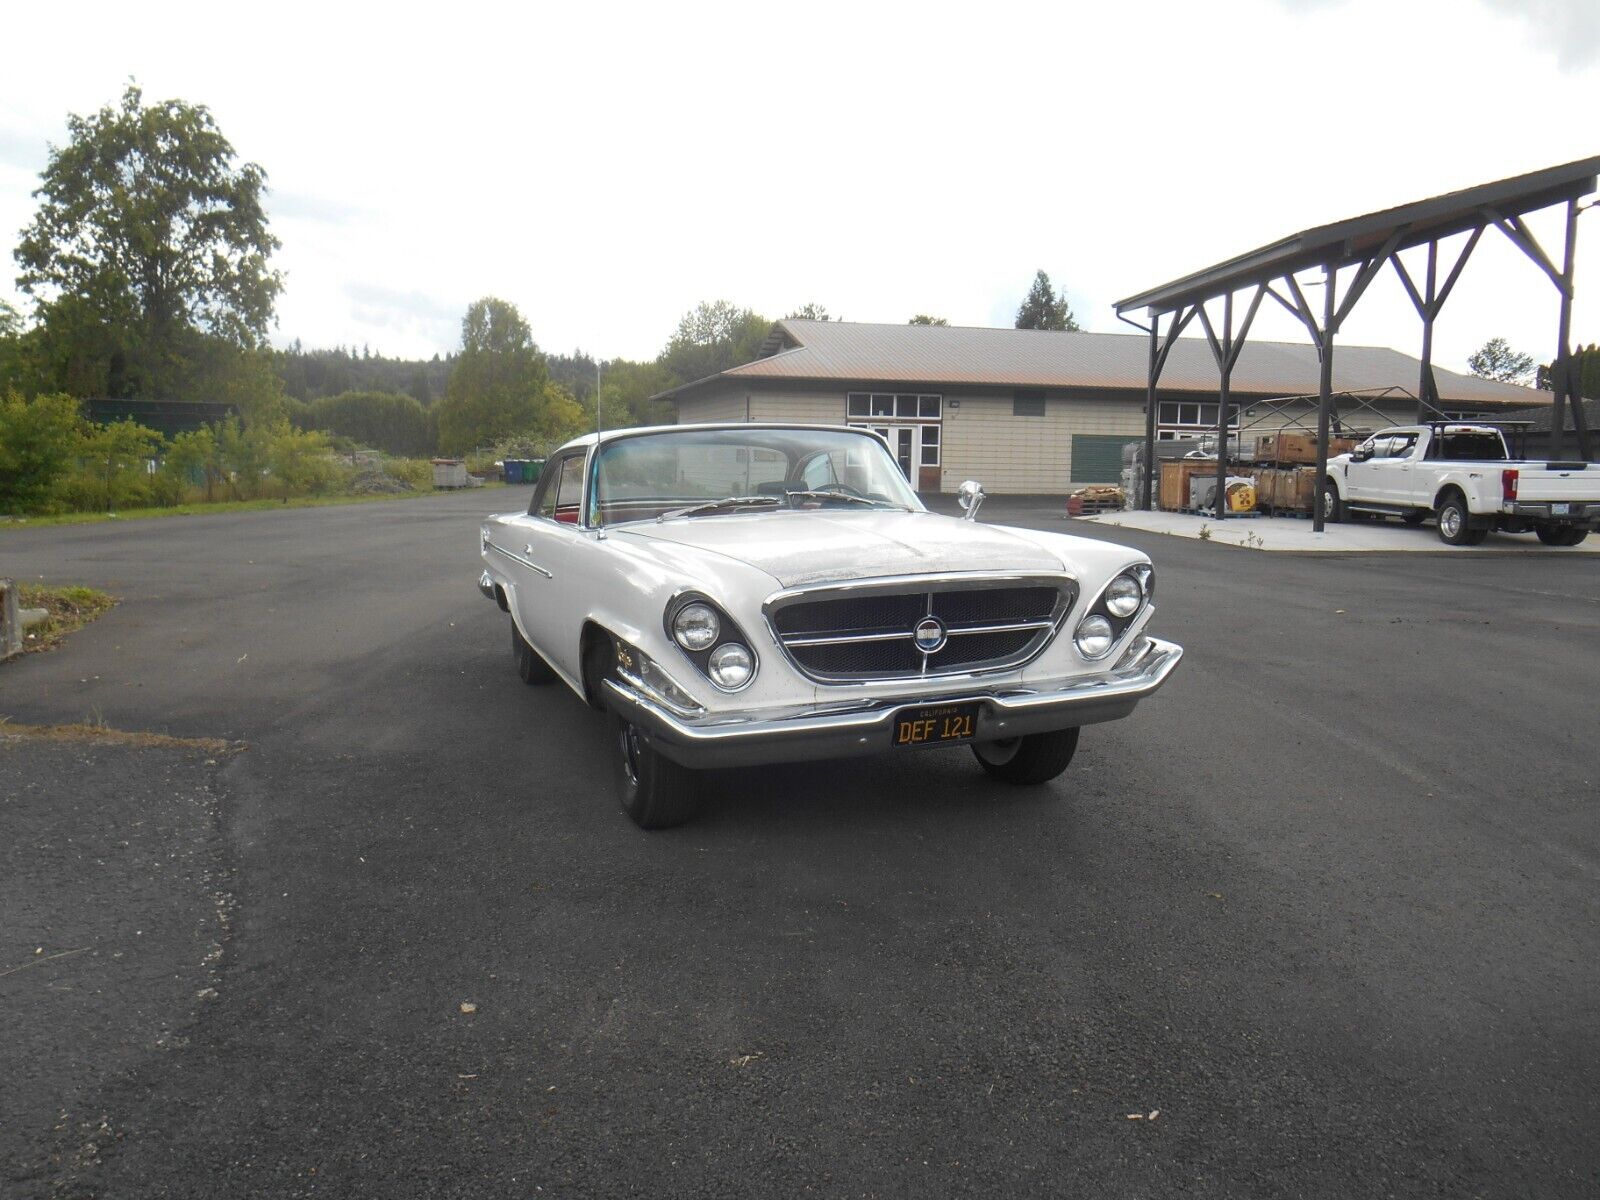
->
<box><xmin>1402</xmin><ymin>510</ymin><xmax>1427</xmax><ymax>526</ymax></box>
<box><xmin>971</xmin><ymin>727</ymin><xmax>1080</xmax><ymax>785</ymax></box>
<box><xmin>512</xmin><ymin>621</ymin><xmax>556</xmax><ymax>684</ymax></box>
<box><xmin>1435</xmin><ymin>493</ymin><xmax>1478</xmax><ymax>546</ymax></box>
<box><xmin>1536</xmin><ymin>524</ymin><xmax>1586</xmax><ymax>546</ymax></box>
<box><xmin>1320</xmin><ymin>480</ymin><xmax>1342</xmax><ymax>524</ymax></box>
<box><xmin>612</xmin><ymin>712</ymin><xmax>703</xmax><ymax>829</ymax></box>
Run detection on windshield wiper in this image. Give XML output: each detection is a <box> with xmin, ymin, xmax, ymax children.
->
<box><xmin>658</xmin><ymin>495</ymin><xmax>781</xmax><ymax>521</ymax></box>
<box><xmin>783</xmin><ymin>490</ymin><xmax>908</xmax><ymax>510</ymax></box>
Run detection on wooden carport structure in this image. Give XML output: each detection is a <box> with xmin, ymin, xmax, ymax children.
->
<box><xmin>1114</xmin><ymin>156</ymin><xmax>1600</xmax><ymax>530</ymax></box>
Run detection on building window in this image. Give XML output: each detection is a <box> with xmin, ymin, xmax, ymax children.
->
<box><xmin>920</xmin><ymin>424</ymin><xmax>940</xmax><ymax>466</ymax></box>
<box><xmin>1013</xmin><ymin>390</ymin><xmax>1046</xmax><ymax>417</ymax></box>
<box><xmin>845</xmin><ymin>392</ymin><xmax>942</xmax><ymax>423</ymax></box>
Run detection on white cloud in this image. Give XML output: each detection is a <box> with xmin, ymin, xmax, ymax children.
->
<box><xmin>1476</xmin><ymin>0</ymin><xmax>1600</xmax><ymax>70</ymax></box>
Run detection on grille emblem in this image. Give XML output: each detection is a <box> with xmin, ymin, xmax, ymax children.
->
<box><xmin>913</xmin><ymin>617</ymin><xmax>947</xmax><ymax>654</ymax></box>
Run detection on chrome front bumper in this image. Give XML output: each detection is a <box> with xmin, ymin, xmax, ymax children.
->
<box><xmin>602</xmin><ymin>635</ymin><xmax>1183</xmax><ymax>769</ymax></box>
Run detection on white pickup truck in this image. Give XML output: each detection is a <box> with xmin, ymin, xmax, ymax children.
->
<box><xmin>1322</xmin><ymin>424</ymin><xmax>1599</xmax><ymax>546</ymax></box>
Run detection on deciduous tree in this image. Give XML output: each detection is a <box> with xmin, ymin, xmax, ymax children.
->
<box><xmin>435</xmin><ymin>297</ymin><xmax>550</xmax><ymax>454</ymax></box>
<box><xmin>1467</xmin><ymin>337</ymin><xmax>1535</xmax><ymax>384</ymax></box>
<box><xmin>658</xmin><ymin>301</ymin><xmax>770</xmax><ymax>385</ymax></box>
<box><xmin>14</xmin><ymin>82</ymin><xmax>281</xmax><ymax>397</ymax></box>
<box><xmin>908</xmin><ymin>314</ymin><xmax>949</xmax><ymax>326</ymax></box>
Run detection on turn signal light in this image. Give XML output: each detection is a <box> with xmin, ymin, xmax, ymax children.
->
<box><xmin>1501</xmin><ymin>469</ymin><xmax>1519</xmax><ymax>502</ymax></box>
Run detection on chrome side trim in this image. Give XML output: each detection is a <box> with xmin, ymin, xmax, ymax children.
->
<box><xmin>486</xmin><ymin>540</ymin><xmax>553</xmax><ymax>579</ymax></box>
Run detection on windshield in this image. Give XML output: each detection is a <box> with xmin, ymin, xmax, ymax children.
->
<box><xmin>591</xmin><ymin>427</ymin><xmax>922</xmax><ymax>526</ymax></box>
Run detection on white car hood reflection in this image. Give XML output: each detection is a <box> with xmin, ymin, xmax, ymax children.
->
<box><xmin>615</xmin><ymin>510</ymin><xmax>1066</xmax><ymax>588</ymax></box>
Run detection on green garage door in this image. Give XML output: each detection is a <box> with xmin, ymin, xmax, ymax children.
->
<box><xmin>1071</xmin><ymin>435</ymin><xmax>1140</xmax><ymax>483</ymax></box>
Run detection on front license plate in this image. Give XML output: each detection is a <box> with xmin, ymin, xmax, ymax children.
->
<box><xmin>893</xmin><ymin>702</ymin><xmax>980</xmax><ymax>748</ymax></box>
<box><xmin>1552</xmin><ymin>502</ymin><xmax>1571</xmax><ymax>515</ymax></box>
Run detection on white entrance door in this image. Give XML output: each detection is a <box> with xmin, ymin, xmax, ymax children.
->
<box><xmin>861</xmin><ymin>424</ymin><xmax>940</xmax><ymax>490</ymax></box>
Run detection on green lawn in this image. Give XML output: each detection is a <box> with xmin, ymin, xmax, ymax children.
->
<box><xmin>1</xmin><ymin>482</ymin><xmax>507</xmax><ymax>530</ymax></box>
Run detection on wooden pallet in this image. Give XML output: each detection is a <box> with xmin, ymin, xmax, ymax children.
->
<box><xmin>1068</xmin><ymin>497</ymin><xmax>1124</xmax><ymax>516</ymax></box>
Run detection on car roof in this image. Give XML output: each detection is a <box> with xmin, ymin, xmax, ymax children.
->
<box><xmin>555</xmin><ymin>422</ymin><xmax>872</xmax><ymax>453</ymax></box>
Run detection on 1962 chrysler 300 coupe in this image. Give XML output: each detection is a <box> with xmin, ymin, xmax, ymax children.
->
<box><xmin>478</xmin><ymin>424</ymin><xmax>1182</xmax><ymax>828</ymax></box>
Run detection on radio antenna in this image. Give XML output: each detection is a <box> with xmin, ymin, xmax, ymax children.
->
<box><xmin>595</xmin><ymin>361</ymin><xmax>603</xmax><ymax>440</ymax></box>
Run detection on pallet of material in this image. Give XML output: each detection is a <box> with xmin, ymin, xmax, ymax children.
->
<box><xmin>1158</xmin><ymin>460</ymin><xmax>1218</xmax><ymax>512</ymax></box>
<box><xmin>1067</xmin><ymin>486</ymin><xmax>1124</xmax><ymax>516</ymax></box>
<box><xmin>1252</xmin><ymin>466</ymin><xmax>1317</xmax><ymax>513</ymax></box>
<box><xmin>1253</xmin><ymin>432</ymin><xmax>1358</xmax><ymax>464</ymax></box>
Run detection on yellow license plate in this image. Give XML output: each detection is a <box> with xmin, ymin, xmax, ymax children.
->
<box><xmin>893</xmin><ymin>702</ymin><xmax>980</xmax><ymax>748</ymax></box>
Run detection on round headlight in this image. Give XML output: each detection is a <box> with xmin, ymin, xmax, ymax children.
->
<box><xmin>1105</xmin><ymin>573</ymin><xmax>1143</xmax><ymax>618</ymax></box>
<box><xmin>707</xmin><ymin>643</ymin><xmax>754</xmax><ymax>689</ymax></box>
<box><xmin>672</xmin><ymin>602</ymin><xmax>720</xmax><ymax>651</ymax></box>
<box><xmin>1075</xmin><ymin>615</ymin><xmax>1114</xmax><ymax>660</ymax></box>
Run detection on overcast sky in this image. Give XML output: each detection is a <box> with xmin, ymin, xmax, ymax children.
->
<box><xmin>2</xmin><ymin>0</ymin><xmax>1597</xmax><ymax>374</ymax></box>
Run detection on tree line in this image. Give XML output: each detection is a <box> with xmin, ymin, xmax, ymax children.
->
<box><xmin>0</xmin><ymin>82</ymin><xmax>1102</xmax><ymax>514</ymax></box>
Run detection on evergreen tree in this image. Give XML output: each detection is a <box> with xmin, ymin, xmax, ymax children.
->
<box><xmin>1014</xmin><ymin>270</ymin><xmax>1080</xmax><ymax>332</ymax></box>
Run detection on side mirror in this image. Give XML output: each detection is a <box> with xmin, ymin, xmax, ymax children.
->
<box><xmin>1351</xmin><ymin>447</ymin><xmax>1372</xmax><ymax>462</ymax></box>
<box><xmin>957</xmin><ymin>479</ymin><xmax>986</xmax><ymax>521</ymax></box>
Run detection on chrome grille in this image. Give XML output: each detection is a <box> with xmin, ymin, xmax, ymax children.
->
<box><xmin>767</xmin><ymin>578</ymin><xmax>1073</xmax><ymax>683</ymax></box>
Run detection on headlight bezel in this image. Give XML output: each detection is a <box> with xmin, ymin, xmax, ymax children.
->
<box><xmin>663</xmin><ymin>593</ymin><xmax>759</xmax><ymax>693</ymax></box>
<box><xmin>1074</xmin><ymin>564</ymin><xmax>1154</xmax><ymax>661</ymax></box>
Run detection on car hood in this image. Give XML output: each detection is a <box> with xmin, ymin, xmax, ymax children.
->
<box><xmin>614</xmin><ymin>510</ymin><xmax>1066</xmax><ymax>588</ymax></box>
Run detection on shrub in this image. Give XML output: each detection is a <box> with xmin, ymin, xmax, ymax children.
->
<box><xmin>384</xmin><ymin>458</ymin><xmax>435</xmax><ymax>490</ymax></box>
<box><xmin>0</xmin><ymin>390</ymin><xmax>81</xmax><ymax>513</ymax></box>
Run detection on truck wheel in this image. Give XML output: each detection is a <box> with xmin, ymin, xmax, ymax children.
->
<box><xmin>1537</xmin><ymin>524</ymin><xmax>1586</xmax><ymax>546</ymax></box>
<box><xmin>512</xmin><ymin>622</ymin><xmax>556</xmax><ymax>684</ymax></box>
<box><xmin>1436</xmin><ymin>493</ymin><xmax>1479</xmax><ymax>546</ymax></box>
<box><xmin>1320</xmin><ymin>481</ymin><xmax>1342</xmax><ymax>524</ymax></box>
<box><xmin>972</xmin><ymin>728</ymin><xmax>1080</xmax><ymax>785</ymax></box>
<box><xmin>613</xmin><ymin>712</ymin><xmax>702</xmax><ymax>829</ymax></box>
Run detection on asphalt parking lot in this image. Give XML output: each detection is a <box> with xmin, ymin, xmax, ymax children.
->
<box><xmin>2</xmin><ymin>491</ymin><xmax>1597</xmax><ymax>1199</ymax></box>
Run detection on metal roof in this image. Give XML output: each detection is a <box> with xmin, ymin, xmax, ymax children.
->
<box><xmin>1497</xmin><ymin>396</ymin><xmax>1600</xmax><ymax>433</ymax></box>
<box><xmin>657</xmin><ymin>320</ymin><xmax>1540</xmax><ymax>407</ymax></box>
<box><xmin>1116</xmin><ymin>155</ymin><xmax>1600</xmax><ymax>316</ymax></box>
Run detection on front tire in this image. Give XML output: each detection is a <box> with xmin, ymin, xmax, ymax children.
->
<box><xmin>972</xmin><ymin>728</ymin><xmax>1080</xmax><ymax>785</ymax></box>
<box><xmin>612</xmin><ymin>713</ymin><xmax>703</xmax><ymax>829</ymax></box>
<box><xmin>1320</xmin><ymin>481</ymin><xmax>1342</xmax><ymax>524</ymax></box>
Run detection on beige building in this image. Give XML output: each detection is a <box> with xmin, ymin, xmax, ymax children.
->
<box><xmin>657</xmin><ymin>320</ymin><xmax>1541</xmax><ymax>494</ymax></box>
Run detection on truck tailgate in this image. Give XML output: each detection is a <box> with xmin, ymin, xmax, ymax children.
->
<box><xmin>1515</xmin><ymin>464</ymin><xmax>1600</xmax><ymax>502</ymax></box>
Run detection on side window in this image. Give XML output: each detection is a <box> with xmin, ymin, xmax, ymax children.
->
<box><xmin>1389</xmin><ymin>434</ymin><xmax>1418</xmax><ymax>459</ymax></box>
<box><xmin>553</xmin><ymin>454</ymin><xmax>586</xmax><ymax>525</ymax></box>
<box><xmin>800</xmin><ymin>453</ymin><xmax>837</xmax><ymax>489</ymax></box>
<box><xmin>531</xmin><ymin>456</ymin><xmax>564</xmax><ymax>518</ymax></box>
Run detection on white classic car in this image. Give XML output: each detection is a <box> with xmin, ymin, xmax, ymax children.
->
<box><xmin>478</xmin><ymin>424</ymin><xmax>1182</xmax><ymax>828</ymax></box>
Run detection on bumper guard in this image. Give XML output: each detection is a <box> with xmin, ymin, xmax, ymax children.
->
<box><xmin>602</xmin><ymin>635</ymin><xmax>1183</xmax><ymax>769</ymax></box>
